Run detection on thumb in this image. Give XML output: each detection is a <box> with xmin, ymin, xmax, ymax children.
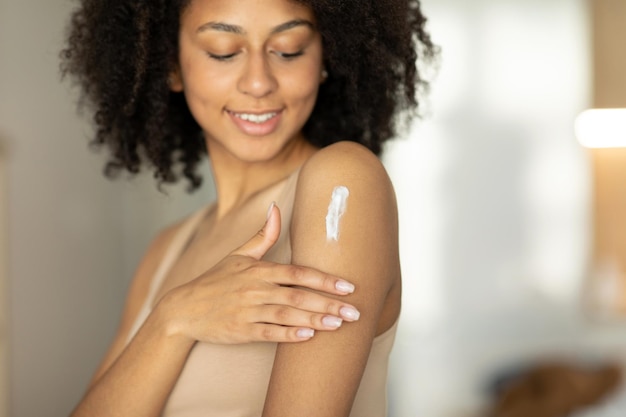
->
<box><xmin>231</xmin><ymin>202</ymin><xmax>281</xmax><ymax>260</ymax></box>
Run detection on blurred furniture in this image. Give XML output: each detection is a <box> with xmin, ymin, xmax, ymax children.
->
<box><xmin>487</xmin><ymin>361</ymin><xmax>622</xmax><ymax>417</ymax></box>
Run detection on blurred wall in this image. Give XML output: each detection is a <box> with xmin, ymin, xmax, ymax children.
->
<box><xmin>0</xmin><ymin>134</ymin><xmax>8</xmax><ymax>417</ymax></box>
<box><xmin>384</xmin><ymin>0</ymin><xmax>591</xmax><ymax>415</ymax></box>
<box><xmin>0</xmin><ymin>1</ymin><xmax>126</xmax><ymax>416</ymax></box>
<box><xmin>0</xmin><ymin>1</ymin><xmax>212</xmax><ymax>416</ymax></box>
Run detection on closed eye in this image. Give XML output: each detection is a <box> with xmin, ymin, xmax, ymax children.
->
<box><xmin>276</xmin><ymin>50</ymin><xmax>304</xmax><ymax>60</ymax></box>
<box><xmin>207</xmin><ymin>52</ymin><xmax>238</xmax><ymax>61</ymax></box>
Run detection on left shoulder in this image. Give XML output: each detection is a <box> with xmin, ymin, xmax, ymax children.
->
<box><xmin>298</xmin><ymin>141</ymin><xmax>394</xmax><ymax>198</ymax></box>
<box><xmin>291</xmin><ymin>141</ymin><xmax>398</xmax><ymax>245</ymax></box>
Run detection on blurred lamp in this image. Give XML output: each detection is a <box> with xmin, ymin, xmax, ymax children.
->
<box><xmin>575</xmin><ymin>108</ymin><xmax>626</xmax><ymax>148</ymax></box>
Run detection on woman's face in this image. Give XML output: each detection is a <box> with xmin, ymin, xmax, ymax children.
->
<box><xmin>174</xmin><ymin>0</ymin><xmax>324</xmax><ymax>164</ymax></box>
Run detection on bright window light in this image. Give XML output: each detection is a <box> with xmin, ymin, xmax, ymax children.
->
<box><xmin>575</xmin><ymin>108</ymin><xmax>626</xmax><ymax>148</ymax></box>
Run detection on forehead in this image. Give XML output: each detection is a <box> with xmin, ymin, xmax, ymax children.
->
<box><xmin>181</xmin><ymin>0</ymin><xmax>316</xmax><ymax>31</ymax></box>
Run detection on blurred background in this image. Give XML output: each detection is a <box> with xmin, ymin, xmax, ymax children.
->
<box><xmin>1</xmin><ymin>0</ymin><xmax>626</xmax><ymax>416</ymax></box>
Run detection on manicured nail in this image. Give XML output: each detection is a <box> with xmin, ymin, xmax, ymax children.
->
<box><xmin>297</xmin><ymin>328</ymin><xmax>315</xmax><ymax>339</ymax></box>
<box><xmin>335</xmin><ymin>280</ymin><xmax>355</xmax><ymax>294</ymax></box>
<box><xmin>340</xmin><ymin>307</ymin><xmax>360</xmax><ymax>321</ymax></box>
<box><xmin>322</xmin><ymin>316</ymin><xmax>343</xmax><ymax>328</ymax></box>
<box><xmin>266</xmin><ymin>201</ymin><xmax>276</xmax><ymax>220</ymax></box>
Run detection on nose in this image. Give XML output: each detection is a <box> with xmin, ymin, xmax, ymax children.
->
<box><xmin>237</xmin><ymin>52</ymin><xmax>277</xmax><ymax>98</ymax></box>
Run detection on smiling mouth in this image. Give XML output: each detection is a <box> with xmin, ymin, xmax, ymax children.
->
<box><xmin>228</xmin><ymin>110</ymin><xmax>280</xmax><ymax>124</ymax></box>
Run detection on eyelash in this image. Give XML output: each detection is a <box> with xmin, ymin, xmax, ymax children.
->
<box><xmin>208</xmin><ymin>53</ymin><xmax>237</xmax><ymax>62</ymax></box>
<box><xmin>207</xmin><ymin>50</ymin><xmax>305</xmax><ymax>62</ymax></box>
<box><xmin>276</xmin><ymin>51</ymin><xmax>304</xmax><ymax>60</ymax></box>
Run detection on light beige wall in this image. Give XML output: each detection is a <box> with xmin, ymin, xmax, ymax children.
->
<box><xmin>0</xmin><ymin>1</ymin><xmax>126</xmax><ymax>416</ymax></box>
<box><xmin>0</xmin><ymin>1</ymin><xmax>214</xmax><ymax>415</ymax></box>
<box><xmin>0</xmin><ymin>143</ymin><xmax>8</xmax><ymax>417</ymax></box>
<box><xmin>0</xmin><ymin>15</ymin><xmax>8</xmax><ymax>417</ymax></box>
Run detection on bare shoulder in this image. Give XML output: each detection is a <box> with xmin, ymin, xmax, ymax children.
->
<box><xmin>299</xmin><ymin>141</ymin><xmax>392</xmax><ymax>186</ymax></box>
<box><xmin>116</xmin><ymin>212</ymin><xmax>193</xmax><ymax>330</ymax></box>
<box><xmin>296</xmin><ymin>141</ymin><xmax>396</xmax><ymax>211</ymax></box>
<box><xmin>290</xmin><ymin>140</ymin><xmax>399</xmax><ymax>288</ymax></box>
<box><xmin>142</xmin><ymin>217</ymin><xmax>189</xmax><ymax>269</ymax></box>
<box><xmin>267</xmin><ymin>142</ymin><xmax>401</xmax><ymax>416</ymax></box>
<box><xmin>87</xmin><ymin>212</ymin><xmax>194</xmax><ymax>387</ymax></box>
<box><xmin>132</xmin><ymin>204</ymin><xmax>213</xmax><ymax>303</ymax></box>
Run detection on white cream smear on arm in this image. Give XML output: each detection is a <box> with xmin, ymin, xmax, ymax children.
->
<box><xmin>326</xmin><ymin>186</ymin><xmax>350</xmax><ymax>241</ymax></box>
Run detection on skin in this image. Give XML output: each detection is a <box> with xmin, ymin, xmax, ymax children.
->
<box><xmin>70</xmin><ymin>0</ymin><xmax>401</xmax><ymax>416</ymax></box>
<box><xmin>169</xmin><ymin>0</ymin><xmax>325</xmax><ymax>216</ymax></box>
<box><xmin>264</xmin><ymin>141</ymin><xmax>402</xmax><ymax>416</ymax></box>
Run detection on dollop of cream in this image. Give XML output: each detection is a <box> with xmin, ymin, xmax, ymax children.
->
<box><xmin>326</xmin><ymin>186</ymin><xmax>350</xmax><ymax>241</ymax></box>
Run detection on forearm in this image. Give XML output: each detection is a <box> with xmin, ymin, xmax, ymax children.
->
<box><xmin>71</xmin><ymin>303</ymin><xmax>195</xmax><ymax>417</ymax></box>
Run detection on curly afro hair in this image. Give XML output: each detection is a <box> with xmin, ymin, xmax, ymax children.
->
<box><xmin>61</xmin><ymin>0</ymin><xmax>437</xmax><ymax>192</ymax></box>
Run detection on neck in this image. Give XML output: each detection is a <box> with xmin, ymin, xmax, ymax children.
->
<box><xmin>207</xmin><ymin>136</ymin><xmax>317</xmax><ymax>219</ymax></box>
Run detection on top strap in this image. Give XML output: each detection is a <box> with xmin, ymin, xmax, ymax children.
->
<box><xmin>143</xmin><ymin>205</ymin><xmax>213</xmax><ymax>308</ymax></box>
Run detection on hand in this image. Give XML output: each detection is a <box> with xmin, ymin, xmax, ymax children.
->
<box><xmin>159</xmin><ymin>203</ymin><xmax>361</xmax><ymax>344</ymax></box>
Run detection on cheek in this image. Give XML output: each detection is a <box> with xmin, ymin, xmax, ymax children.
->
<box><xmin>182</xmin><ymin>60</ymin><xmax>234</xmax><ymax>106</ymax></box>
<box><xmin>180</xmin><ymin>67</ymin><xmax>232</xmax><ymax>131</ymax></box>
<box><xmin>282</xmin><ymin>63</ymin><xmax>322</xmax><ymax>104</ymax></box>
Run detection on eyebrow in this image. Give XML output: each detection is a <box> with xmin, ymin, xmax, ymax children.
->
<box><xmin>271</xmin><ymin>19</ymin><xmax>314</xmax><ymax>34</ymax></box>
<box><xmin>196</xmin><ymin>19</ymin><xmax>315</xmax><ymax>35</ymax></box>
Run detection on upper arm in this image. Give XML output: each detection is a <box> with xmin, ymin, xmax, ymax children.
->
<box><xmin>86</xmin><ymin>220</ymin><xmax>184</xmax><ymax>388</ymax></box>
<box><xmin>263</xmin><ymin>142</ymin><xmax>401</xmax><ymax>417</ymax></box>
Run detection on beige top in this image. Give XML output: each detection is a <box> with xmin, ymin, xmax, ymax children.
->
<box><xmin>127</xmin><ymin>170</ymin><xmax>398</xmax><ymax>417</ymax></box>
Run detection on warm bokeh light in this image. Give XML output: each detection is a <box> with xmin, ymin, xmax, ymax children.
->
<box><xmin>575</xmin><ymin>108</ymin><xmax>626</xmax><ymax>148</ymax></box>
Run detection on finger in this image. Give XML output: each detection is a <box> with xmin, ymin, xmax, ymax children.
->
<box><xmin>266</xmin><ymin>287</ymin><xmax>361</xmax><ymax>322</ymax></box>
<box><xmin>251</xmin><ymin>305</ymin><xmax>345</xmax><ymax>330</ymax></box>
<box><xmin>266</xmin><ymin>263</ymin><xmax>356</xmax><ymax>296</ymax></box>
<box><xmin>231</xmin><ymin>202</ymin><xmax>281</xmax><ymax>260</ymax></box>
<box><xmin>253</xmin><ymin>323</ymin><xmax>316</xmax><ymax>343</ymax></box>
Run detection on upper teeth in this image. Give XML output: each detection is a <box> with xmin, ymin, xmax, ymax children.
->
<box><xmin>234</xmin><ymin>112</ymin><xmax>277</xmax><ymax>123</ymax></box>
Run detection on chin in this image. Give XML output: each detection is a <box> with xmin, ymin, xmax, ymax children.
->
<box><xmin>227</xmin><ymin>141</ymin><xmax>286</xmax><ymax>164</ymax></box>
<box><xmin>236</xmin><ymin>133</ymin><xmax>299</xmax><ymax>159</ymax></box>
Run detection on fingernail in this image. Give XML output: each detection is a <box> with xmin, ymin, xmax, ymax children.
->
<box><xmin>266</xmin><ymin>201</ymin><xmax>276</xmax><ymax>220</ymax></box>
<box><xmin>297</xmin><ymin>328</ymin><xmax>315</xmax><ymax>339</ymax></box>
<box><xmin>322</xmin><ymin>316</ymin><xmax>343</xmax><ymax>328</ymax></box>
<box><xmin>335</xmin><ymin>280</ymin><xmax>355</xmax><ymax>294</ymax></box>
<box><xmin>340</xmin><ymin>307</ymin><xmax>360</xmax><ymax>321</ymax></box>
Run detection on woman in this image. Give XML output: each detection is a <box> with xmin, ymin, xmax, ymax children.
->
<box><xmin>62</xmin><ymin>0</ymin><xmax>436</xmax><ymax>415</ymax></box>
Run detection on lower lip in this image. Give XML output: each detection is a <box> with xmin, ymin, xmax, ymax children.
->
<box><xmin>227</xmin><ymin>110</ymin><xmax>283</xmax><ymax>136</ymax></box>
